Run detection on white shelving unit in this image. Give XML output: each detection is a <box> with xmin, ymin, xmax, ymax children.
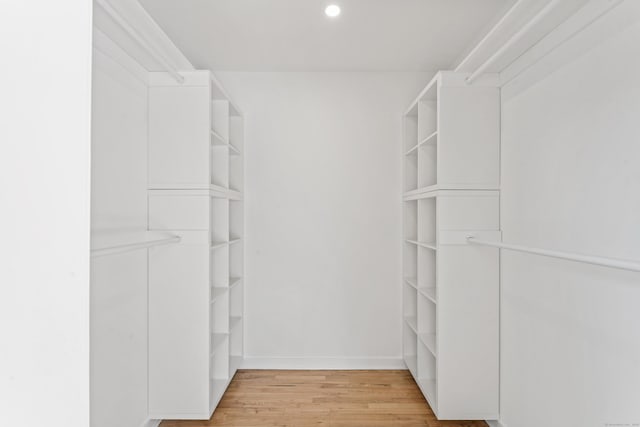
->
<box><xmin>147</xmin><ymin>71</ymin><xmax>244</xmax><ymax>420</ymax></box>
<box><xmin>402</xmin><ymin>71</ymin><xmax>500</xmax><ymax>420</ymax></box>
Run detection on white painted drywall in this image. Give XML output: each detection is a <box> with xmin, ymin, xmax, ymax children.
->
<box><xmin>140</xmin><ymin>0</ymin><xmax>512</xmax><ymax>72</ymax></box>
<box><xmin>216</xmin><ymin>72</ymin><xmax>430</xmax><ymax>368</ymax></box>
<box><xmin>499</xmin><ymin>14</ymin><xmax>640</xmax><ymax>427</ymax></box>
<box><xmin>0</xmin><ymin>2</ymin><xmax>92</xmax><ymax>427</ymax></box>
<box><xmin>90</xmin><ymin>36</ymin><xmax>150</xmax><ymax>427</ymax></box>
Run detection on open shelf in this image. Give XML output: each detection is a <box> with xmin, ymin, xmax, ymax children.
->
<box><xmin>211</xmin><ymin>241</ymin><xmax>228</xmax><ymax>250</ymax></box>
<box><xmin>229</xmin><ymin>277</ymin><xmax>242</xmax><ymax>289</ymax></box>
<box><xmin>404</xmin><ymin>277</ymin><xmax>418</xmax><ymax>289</ymax></box>
<box><xmin>419</xmin><ymin>379</ymin><xmax>437</xmax><ymax>410</ymax></box>
<box><xmin>211</xmin><ymin>131</ymin><xmax>241</xmax><ymax>156</ymax></box>
<box><xmin>229</xmin><ymin>316</ymin><xmax>242</xmax><ymax>331</ymax></box>
<box><xmin>229</xmin><ymin>355</ymin><xmax>242</xmax><ymax>376</ymax></box>
<box><xmin>210</xmin><ymin>333</ymin><xmax>228</xmax><ymax>356</ymax></box>
<box><xmin>404</xmin><ymin>316</ymin><xmax>418</xmax><ymax>334</ymax></box>
<box><xmin>419</xmin><ymin>333</ymin><xmax>437</xmax><ymax>357</ymax></box>
<box><xmin>211</xmin><ymin>287</ymin><xmax>228</xmax><ymax>303</ymax></box>
<box><xmin>209</xmin><ymin>377</ymin><xmax>231</xmax><ymax>414</ymax></box>
<box><xmin>401</xmin><ymin>71</ymin><xmax>501</xmax><ymax>420</ymax></box>
<box><xmin>405</xmin><ymin>354</ymin><xmax>418</xmax><ymax>378</ymax></box>
<box><xmin>405</xmin><ymin>131</ymin><xmax>438</xmax><ymax>156</ymax></box>
<box><xmin>148</xmin><ymin>70</ymin><xmax>244</xmax><ymax>420</ymax></box>
<box><xmin>211</xmin><ymin>129</ymin><xmax>227</xmax><ymax>144</ymax></box>
<box><xmin>419</xmin><ymin>287</ymin><xmax>437</xmax><ymax>304</ymax></box>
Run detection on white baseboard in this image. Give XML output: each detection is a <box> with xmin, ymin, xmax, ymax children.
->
<box><xmin>141</xmin><ymin>419</ymin><xmax>161</xmax><ymax>427</ymax></box>
<box><xmin>486</xmin><ymin>420</ymin><xmax>506</xmax><ymax>427</ymax></box>
<box><xmin>242</xmin><ymin>356</ymin><xmax>406</xmax><ymax>370</ymax></box>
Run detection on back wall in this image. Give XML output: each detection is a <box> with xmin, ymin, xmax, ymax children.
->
<box><xmin>217</xmin><ymin>72</ymin><xmax>429</xmax><ymax>368</ymax></box>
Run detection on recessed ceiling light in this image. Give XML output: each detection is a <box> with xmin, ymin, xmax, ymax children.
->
<box><xmin>325</xmin><ymin>4</ymin><xmax>341</xmax><ymax>17</ymax></box>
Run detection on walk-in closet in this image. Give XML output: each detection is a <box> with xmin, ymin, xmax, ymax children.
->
<box><xmin>3</xmin><ymin>1</ymin><xmax>640</xmax><ymax>427</ymax></box>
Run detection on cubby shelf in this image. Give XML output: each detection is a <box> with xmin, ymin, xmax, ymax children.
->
<box><xmin>418</xmin><ymin>287</ymin><xmax>437</xmax><ymax>304</ymax></box>
<box><xmin>211</xmin><ymin>131</ymin><xmax>242</xmax><ymax>156</ymax></box>
<box><xmin>405</xmin><ymin>355</ymin><xmax>418</xmax><ymax>378</ymax></box>
<box><xmin>230</xmin><ymin>316</ymin><xmax>242</xmax><ymax>331</ymax></box>
<box><xmin>211</xmin><ymin>129</ymin><xmax>227</xmax><ymax>144</ymax></box>
<box><xmin>229</xmin><ymin>277</ymin><xmax>242</xmax><ymax>289</ymax></box>
<box><xmin>229</xmin><ymin>355</ymin><xmax>242</xmax><ymax>375</ymax></box>
<box><xmin>404</xmin><ymin>277</ymin><xmax>418</xmax><ymax>289</ymax></box>
<box><xmin>402</xmin><ymin>71</ymin><xmax>500</xmax><ymax>420</ymax></box>
<box><xmin>405</xmin><ymin>131</ymin><xmax>438</xmax><ymax>156</ymax></box>
<box><xmin>210</xmin><ymin>333</ymin><xmax>228</xmax><ymax>356</ymax></box>
<box><xmin>418</xmin><ymin>379</ymin><xmax>437</xmax><ymax>408</ymax></box>
<box><xmin>419</xmin><ymin>333</ymin><xmax>437</xmax><ymax>357</ymax></box>
<box><xmin>404</xmin><ymin>316</ymin><xmax>418</xmax><ymax>334</ymax></box>
<box><xmin>148</xmin><ymin>70</ymin><xmax>244</xmax><ymax>420</ymax></box>
<box><xmin>211</xmin><ymin>287</ymin><xmax>228</xmax><ymax>303</ymax></box>
<box><xmin>210</xmin><ymin>241</ymin><xmax>228</xmax><ymax>250</ymax></box>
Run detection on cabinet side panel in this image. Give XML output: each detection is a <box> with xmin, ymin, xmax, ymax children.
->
<box><xmin>149</xmin><ymin>242</ymin><xmax>210</xmax><ymax>417</ymax></box>
<box><xmin>436</xmin><ymin>246</ymin><xmax>499</xmax><ymax>418</ymax></box>
<box><xmin>149</xmin><ymin>86</ymin><xmax>210</xmax><ymax>188</ymax></box>
<box><xmin>438</xmin><ymin>87</ymin><xmax>500</xmax><ymax>188</ymax></box>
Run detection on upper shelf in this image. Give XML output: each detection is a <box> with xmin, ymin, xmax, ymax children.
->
<box><xmin>405</xmin><ymin>131</ymin><xmax>438</xmax><ymax>156</ymax></box>
<box><xmin>405</xmin><ymin>73</ymin><xmax>439</xmax><ymax>116</ymax></box>
<box><xmin>91</xmin><ymin>230</ymin><xmax>180</xmax><ymax>258</ymax></box>
<box><xmin>211</xmin><ymin>131</ymin><xmax>242</xmax><ymax>156</ymax></box>
<box><xmin>210</xmin><ymin>73</ymin><xmax>242</xmax><ymax>117</ymax></box>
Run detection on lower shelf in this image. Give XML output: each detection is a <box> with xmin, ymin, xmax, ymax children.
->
<box><xmin>230</xmin><ymin>355</ymin><xmax>242</xmax><ymax>376</ymax></box>
<box><xmin>404</xmin><ymin>354</ymin><xmax>417</xmax><ymax>378</ymax></box>
<box><xmin>419</xmin><ymin>333</ymin><xmax>437</xmax><ymax>357</ymax></box>
<box><xmin>210</xmin><ymin>333</ymin><xmax>228</xmax><ymax>356</ymax></box>
<box><xmin>209</xmin><ymin>378</ymin><xmax>231</xmax><ymax>415</ymax></box>
<box><xmin>230</xmin><ymin>316</ymin><xmax>243</xmax><ymax>331</ymax></box>
<box><xmin>418</xmin><ymin>378</ymin><xmax>437</xmax><ymax>412</ymax></box>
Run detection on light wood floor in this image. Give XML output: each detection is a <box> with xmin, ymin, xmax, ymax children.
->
<box><xmin>160</xmin><ymin>370</ymin><xmax>488</xmax><ymax>427</ymax></box>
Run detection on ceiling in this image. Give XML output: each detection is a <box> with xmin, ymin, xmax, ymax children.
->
<box><xmin>140</xmin><ymin>0</ymin><xmax>515</xmax><ymax>72</ymax></box>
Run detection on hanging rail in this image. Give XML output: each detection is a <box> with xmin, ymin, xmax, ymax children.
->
<box><xmin>92</xmin><ymin>234</ymin><xmax>181</xmax><ymax>258</ymax></box>
<box><xmin>466</xmin><ymin>0</ymin><xmax>561</xmax><ymax>84</ymax></box>
<box><xmin>467</xmin><ymin>237</ymin><xmax>640</xmax><ymax>273</ymax></box>
<box><xmin>455</xmin><ymin>0</ymin><xmax>526</xmax><ymax>71</ymax></box>
<box><xmin>95</xmin><ymin>0</ymin><xmax>185</xmax><ymax>83</ymax></box>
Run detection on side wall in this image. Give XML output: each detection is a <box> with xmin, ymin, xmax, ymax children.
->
<box><xmin>499</xmin><ymin>7</ymin><xmax>640</xmax><ymax>427</ymax></box>
<box><xmin>90</xmin><ymin>32</ymin><xmax>150</xmax><ymax>427</ymax></box>
<box><xmin>217</xmin><ymin>72</ymin><xmax>430</xmax><ymax>368</ymax></box>
<box><xmin>0</xmin><ymin>2</ymin><xmax>93</xmax><ymax>426</ymax></box>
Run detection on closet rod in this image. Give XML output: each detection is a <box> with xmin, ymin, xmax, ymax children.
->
<box><xmin>91</xmin><ymin>235</ymin><xmax>181</xmax><ymax>258</ymax></box>
<box><xmin>467</xmin><ymin>237</ymin><xmax>640</xmax><ymax>273</ymax></box>
<box><xmin>95</xmin><ymin>0</ymin><xmax>185</xmax><ymax>84</ymax></box>
<box><xmin>455</xmin><ymin>0</ymin><xmax>526</xmax><ymax>71</ymax></box>
<box><xmin>466</xmin><ymin>0</ymin><xmax>561</xmax><ymax>84</ymax></box>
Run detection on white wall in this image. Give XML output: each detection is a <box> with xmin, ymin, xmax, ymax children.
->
<box><xmin>499</xmin><ymin>12</ymin><xmax>640</xmax><ymax>427</ymax></box>
<box><xmin>217</xmin><ymin>72</ymin><xmax>429</xmax><ymax>368</ymax></box>
<box><xmin>90</xmin><ymin>34</ymin><xmax>150</xmax><ymax>427</ymax></box>
<box><xmin>0</xmin><ymin>2</ymin><xmax>92</xmax><ymax>427</ymax></box>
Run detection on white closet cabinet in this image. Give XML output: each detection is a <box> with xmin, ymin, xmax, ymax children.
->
<box><xmin>147</xmin><ymin>71</ymin><xmax>244</xmax><ymax>420</ymax></box>
<box><xmin>402</xmin><ymin>71</ymin><xmax>500</xmax><ymax>420</ymax></box>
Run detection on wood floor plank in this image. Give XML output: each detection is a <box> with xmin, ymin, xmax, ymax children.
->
<box><xmin>159</xmin><ymin>370</ymin><xmax>489</xmax><ymax>427</ymax></box>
